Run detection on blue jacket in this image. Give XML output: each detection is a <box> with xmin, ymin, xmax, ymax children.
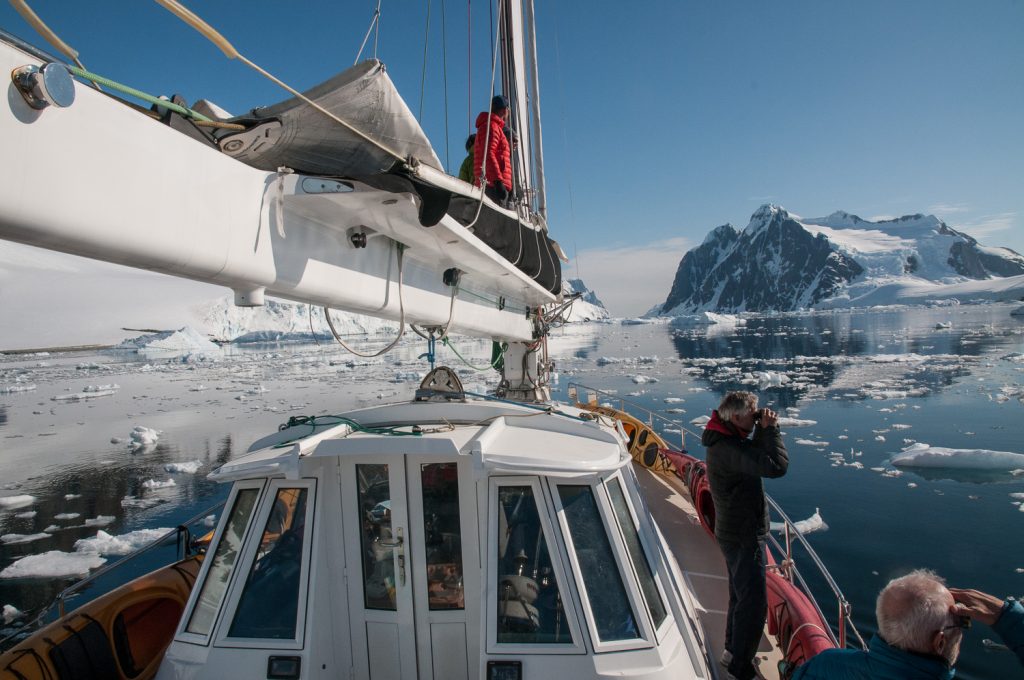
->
<box><xmin>992</xmin><ymin>599</ymin><xmax>1024</xmax><ymax>667</ymax></box>
<box><xmin>792</xmin><ymin>599</ymin><xmax>1024</xmax><ymax>679</ymax></box>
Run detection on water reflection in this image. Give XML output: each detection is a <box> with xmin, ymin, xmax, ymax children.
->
<box><xmin>669</xmin><ymin>309</ymin><xmax>1019</xmax><ymax>405</ymax></box>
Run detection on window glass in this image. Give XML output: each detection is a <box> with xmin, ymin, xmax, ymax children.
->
<box><xmin>421</xmin><ymin>463</ymin><xmax>463</xmax><ymax>610</ymax></box>
<box><xmin>357</xmin><ymin>464</ymin><xmax>396</xmax><ymax>610</ymax></box>
<box><xmin>186</xmin><ymin>487</ymin><xmax>259</xmax><ymax>635</ymax></box>
<box><xmin>607</xmin><ymin>479</ymin><xmax>667</xmax><ymax>628</ymax></box>
<box><xmin>228</xmin><ymin>487</ymin><xmax>310</xmax><ymax>639</ymax></box>
<box><xmin>496</xmin><ymin>486</ymin><xmax>571</xmax><ymax>644</ymax></box>
<box><xmin>557</xmin><ymin>485</ymin><xmax>639</xmax><ymax>642</ymax></box>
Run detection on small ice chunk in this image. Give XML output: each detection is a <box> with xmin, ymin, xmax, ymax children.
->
<box><xmin>778</xmin><ymin>417</ymin><xmax>817</xmax><ymax>427</ymax></box>
<box><xmin>128</xmin><ymin>426</ymin><xmax>161</xmax><ymax>452</ymax></box>
<box><xmin>875</xmin><ymin>435</ymin><xmax>886</xmax><ymax>442</ymax></box>
<box><xmin>84</xmin><ymin>515</ymin><xmax>115</xmax><ymax>527</ymax></box>
<box><xmin>53</xmin><ymin>513</ymin><xmax>80</xmax><ymax>521</ymax></box>
<box><xmin>907</xmin><ymin>483</ymin><xmax>918</xmax><ymax>488</ymax></box>
<box><xmin>690</xmin><ymin>415</ymin><xmax>710</xmax><ymax>426</ymax></box>
<box><xmin>631</xmin><ymin>375</ymin><xmax>658</xmax><ymax>384</ymax></box>
<box><xmin>164</xmin><ymin>460</ymin><xmax>202</xmax><ymax>474</ymax></box>
<box><xmin>64</xmin><ymin>494</ymin><xmax>81</xmax><ymax>500</ymax></box>
<box><xmin>203</xmin><ymin>514</ymin><xmax>217</xmax><ymax>527</ymax></box>
<box><xmin>0</xmin><ymin>551</ymin><xmax>106</xmax><ymax>579</ymax></box>
<box><xmin>141</xmin><ymin>479</ymin><xmax>176</xmax><ymax>489</ymax></box>
<box><xmin>0</xmin><ymin>495</ymin><xmax>36</xmax><ymax>509</ymax></box>
<box><xmin>2</xmin><ymin>604</ymin><xmax>23</xmax><ymax>624</ymax></box>
<box><xmin>14</xmin><ymin>511</ymin><xmax>36</xmax><ymax>519</ymax></box>
<box><xmin>770</xmin><ymin>508</ymin><xmax>827</xmax><ymax>535</ymax></box>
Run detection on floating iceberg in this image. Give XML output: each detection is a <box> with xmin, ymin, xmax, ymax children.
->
<box><xmin>891</xmin><ymin>443</ymin><xmax>1024</xmax><ymax>470</ymax></box>
<box><xmin>117</xmin><ymin>326</ymin><xmax>221</xmax><ymax>356</ymax></box>
<box><xmin>0</xmin><ymin>550</ymin><xmax>106</xmax><ymax>579</ymax></box>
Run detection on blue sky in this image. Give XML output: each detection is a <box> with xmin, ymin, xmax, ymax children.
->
<box><xmin>1</xmin><ymin>0</ymin><xmax>1021</xmax><ymax>315</ymax></box>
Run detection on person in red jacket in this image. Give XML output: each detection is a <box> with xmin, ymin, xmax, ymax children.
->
<box><xmin>473</xmin><ymin>95</ymin><xmax>513</xmax><ymax>207</ymax></box>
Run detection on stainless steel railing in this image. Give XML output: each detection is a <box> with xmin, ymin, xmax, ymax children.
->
<box><xmin>566</xmin><ymin>382</ymin><xmax>693</xmax><ymax>450</ymax></box>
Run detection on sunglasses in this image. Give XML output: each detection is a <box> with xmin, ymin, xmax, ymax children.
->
<box><xmin>940</xmin><ymin>614</ymin><xmax>971</xmax><ymax>634</ymax></box>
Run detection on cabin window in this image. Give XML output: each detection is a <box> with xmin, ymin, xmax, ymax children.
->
<box><xmin>227</xmin><ymin>487</ymin><xmax>310</xmax><ymax>639</ymax></box>
<box><xmin>185</xmin><ymin>486</ymin><xmax>261</xmax><ymax>636</ymax></box>
<box><xmin>495</xmin><ymin>485</ymin><xmax>572</xmax><ymax>645</ymax></box>
<box><xmin>556</xmin><ymin>485</ymin><xmax>640</xmax><ymax>642</ymax></box>
<box><xmin>357</xmin><ymin>463</ymin><xmax>397</xmax><ymax>610</ymax></box>
<box><xmin>421</xmin><ymin>463</ymin><xmax>464</xmax><ymax>610</ymax></box>
<box><xmin>607</xmin><ymin>478</ymin><xmax>668</xmax><ymax>628</ymax></box>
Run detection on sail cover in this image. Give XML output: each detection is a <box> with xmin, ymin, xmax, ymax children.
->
<box><xmin>217</xmin><ymin>60</ymin><xmax>443</xmax><ymax>176</ymax></box>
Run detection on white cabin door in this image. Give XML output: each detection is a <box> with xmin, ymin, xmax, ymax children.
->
<box><xmin>341</xmin><ymin>454</ymin><xmax>477</xmax><ymax>680</ymax></box>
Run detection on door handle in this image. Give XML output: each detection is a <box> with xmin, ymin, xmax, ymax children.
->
<box><xmin>382</xmin><ymin>527</ymin><xmax>405</xmax><ymax>586</ymax></box>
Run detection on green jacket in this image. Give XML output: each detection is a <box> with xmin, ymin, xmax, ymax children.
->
<box><xmin>458</xmin><ymin>153</ymin><xmax>474</xmax><ymax>184</ymax></box>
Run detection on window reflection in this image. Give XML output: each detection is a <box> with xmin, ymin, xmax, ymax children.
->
<box><xmin>186</xmin><ymin>487</ymin><xmax>259</xmax><ymax>636</ymax></box>
<box><xmin>558</xmin><ymin>485</ymin><xmax>639</xmax><ymax>642</ymax></box>
<box><xmin>357</xmin><ymin>464</ymin><xmax>396</xmax><ymax>610</ymax></box>
<box><xmin>608</xmin><ymin>479</ymin><xmax>668</xmax><ymax>628</ymax></box>
<box><xmin>496</xmin><ymin>486</ymin><xmax>571</xmax><ymax>644</ymax></box>
<box><xmin>421</xmin><ymin>463</ymin><xmax>464</xmax><ymax>610</ymax></box>
<box><xmin>228</xmin><ymin>487</ymin><xmax>309</xmax><ymax>639</ymax></box>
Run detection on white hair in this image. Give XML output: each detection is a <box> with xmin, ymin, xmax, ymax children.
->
<box><xmin>876</xmin><ymin>569</ymin><xmax>952</xmax><ymax>654</ymax></box>
<box><xmin>718</xmin><ymin>391</ymin><xmax>758</xmax><ymax>422</ymax></box>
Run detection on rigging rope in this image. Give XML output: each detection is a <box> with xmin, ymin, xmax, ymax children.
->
<box><xmin>324</xmin><ymin>243</ymin><xmax>407</xmax><ymax>357</ymax></box>
<box><xmin>464</xmin><ymin>0</ymin><xmax>504</xmax><ymax>230</ymax></box>
<box><xmin>354</xmin><ymin>0</ymin><xmax>382</xmax><ymax>65</ymax></box>
<box><xmin>441</xmin><ymin>0</ymin><xmax>450</xmax><ymax>171</ymax></box>
<box><xmin>418</xmin><ymin>0</ymin><xmax>432</xmax><ymax>121</ymax></box>
<box><xmin>8</xmin><ymin>0</ymin><xmax>101</xmax><ymax>91</ymax></box>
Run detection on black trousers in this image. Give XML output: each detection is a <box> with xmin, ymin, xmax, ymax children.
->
<box><xmin>718</xmin><ymin>537</ymin><xmax>767</xmax><ymax>680</ymax></box>
<box><xmin>485</xmin><ymin>182</ymin><xmax>509</xmax><ymax>207</ymax></box>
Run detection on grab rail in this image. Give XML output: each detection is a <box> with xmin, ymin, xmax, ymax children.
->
<box><xmin>565</xmin><ymin>381</ymin><xmax>867</xmax><ymax>652</ymax></box>
<box><xmin>765</xmin><ymin>496</ymin><xmax>867</xmax><ymax>650</ymax></box>
<box><xmin>566</xmin><ymin>382</ymin><xmax>694</xmax><ymax>451</ymax></box>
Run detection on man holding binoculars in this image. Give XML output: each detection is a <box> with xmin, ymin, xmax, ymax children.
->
<box><xmin>702</xmin><ymin>391</ymin><xmax>789</xmax><ymax>680</ymax></box>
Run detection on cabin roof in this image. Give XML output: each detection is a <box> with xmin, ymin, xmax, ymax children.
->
<box><xmin>209</xmin><ymin>398</ymin><xmax>627</xmax><ymax>482</ymax></box>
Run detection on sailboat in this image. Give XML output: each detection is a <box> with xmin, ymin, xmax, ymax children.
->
<box><xmin>0</xmin><ymin>2</ymin><xmax>862</xmax><ymax>678</ymax></box>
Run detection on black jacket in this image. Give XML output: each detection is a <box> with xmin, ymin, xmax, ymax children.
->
<box><xmin>702</xmin><ymin>410</ymin><xmax>788</xmax><ymax>544</ymax></box>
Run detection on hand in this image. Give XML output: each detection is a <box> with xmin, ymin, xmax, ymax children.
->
<box><xmin>950</xmin><ymin>588</ymin><xmax>1004</xmax><ymax>626</ymax></box>
<box><xmin>759</xmin><ymin>408</ymin><xmax>778</xmax><ymax>428</ymax></box>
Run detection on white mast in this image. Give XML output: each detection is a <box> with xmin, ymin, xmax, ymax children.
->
<box><xmin>523</xmin><ymin>0</ymin><xmax>547</xmax><ymax>220</ymax></box>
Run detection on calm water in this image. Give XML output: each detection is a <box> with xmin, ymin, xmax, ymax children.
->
<box><xmin>2</xmin><ymin>304</ymin><xmax>1023</xmax><ymax>678</ymax></box>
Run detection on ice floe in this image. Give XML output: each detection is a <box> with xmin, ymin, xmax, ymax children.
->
<box><xmin>0</xmin><ymin>495</ymin><xmax>36</xmax><ymax>509</ymax></box>
<box><xmin>778</xmin><ymin>417</ymin><xmax>817</xmax><ymax>427</ymax></box>
<box><xmin>84</xmin><ymin>515</ymin><xmax>116</xmax><ymax>527</ymax></box>
<box><xmin>164</xmin><ymin>460</ymin><xmax>202</xmax><ymax>474</ymax></box>
<box><xmin>52</xmin><ymin>387</ymin><xmax>119</xmax><ymax>401</ymax></box>
<box><xmin>53</xmin><ymin>513</ymin><xmax>80</xmax><ymax>521</ymax></box>
<box><xmin>0</xmin><ymin>550</ymin><xmax>106</xmax><ymax>579</ymax></box>
<box><xmin>0</xmin><ymin>532</ymin><xmax>51</xmax><ymax>545</ymax></box>
<box><xmin>73</xmin><ymin>528</ymin><xmax>171</xmax><ymax>556</ymax></box>
<box><xmin>771</xmin><ymin>508</ymin><xmax>828</xmax><ymax>535</ymax></box>
<box><xmin>891</xmin><ymin>443</ymin><xmax>1024</xmax><ymax>470</ymax></box>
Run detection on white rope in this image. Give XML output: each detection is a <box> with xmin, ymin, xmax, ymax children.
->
<box><xmin>354</xmin><ymin>0</ymin><xmax>382</xmax><ymax>65</ymax></box>
<box><xmin>464</xmin><ymin>0</ymin><xmax>505</xmax><ymax>230</ymax></box>
<box><xmin>785</xmin><ymin>621</ymin><xmax>831</xmax><ymax>658</ymax></box>
<box><xmin>409</xmin><ymin>274</ymin><xmax>460</xmax><ymax>343</ymax></box>
<box><xmin>323</xmin><ymin>244</ymin><xmax>407</xmax><ymax>357</ymax></box>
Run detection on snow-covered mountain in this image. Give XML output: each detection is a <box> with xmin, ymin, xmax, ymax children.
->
<box><xmin>562</xmin><ymin>278</ymin><xmax>611</xmax><ymax>322</ymax></box>
<box><xmin>659</xmin><ymin>205</ymin><xmax>1024</xmax><ymax>314</ymax></box>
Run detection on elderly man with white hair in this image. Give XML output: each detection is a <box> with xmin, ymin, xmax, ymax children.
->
<box><xmin>792</xmin><ymin>569</ymin><xmax>1024</xmax><ymax>679</ymax></box>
